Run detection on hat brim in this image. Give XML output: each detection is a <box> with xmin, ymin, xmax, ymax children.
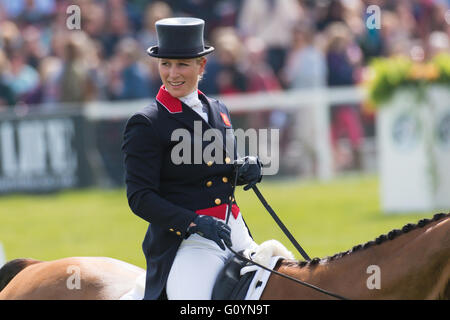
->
<box><xmin>147</xmin><ymin>46</ymin><xmax>215</xmax><ymax>59</ymax></box>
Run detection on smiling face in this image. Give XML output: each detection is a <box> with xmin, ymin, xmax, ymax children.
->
<box><xmin>158</xmin><ymin>57</ymin><xmax>206</xmax><ymax>98</ymax></box>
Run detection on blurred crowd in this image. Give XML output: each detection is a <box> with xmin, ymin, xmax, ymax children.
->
<box><xmin>0</xmin><ymin>0</ymin><xmax>449</xmax><ymax>110</ymax></box>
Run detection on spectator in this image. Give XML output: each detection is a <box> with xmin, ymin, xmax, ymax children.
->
<box><xmin>58</xmin><ymin>31</ymin><xmax>95</xmax><ymax>104</ymax></box>
<box><xmin>282</xmin><ymin>23</ymin><xmax>327</xmax><ymax>89</ymax></box>
<box><xmin>242</xmin><ymin>36</ymin><xmax>281</xmax><ymax>128</ymax></box>
<box><xmin>4</xmin><ymin>45</ymin><xmax>40</xmax><ymax>102</ymax></box>
<box><xmin>212</xmin><ymin>27</ymin><xmax>248</xmax><ymax>95</ymax></box>
<box><xmin>22</xmin><ymin>25</ymin><xmax>47</xmax><ymax>69</ymax></box>
<box><xmin>242</xmin><ymin>37</ymin><xmax>281</xmax><ymax>93</ymax></box>
<box><xmin>16</xmin><ymin>0</ymin><xmax>56</xmax><ymax>27</ymax></box>
<box><xmin>211</xmin><ymin>0</ymin><xmax>242</xmax><ymax>29</ymax></box>
<box><xmin>379</xmin><ymin>10</ymin><xmax>412</xmax><ymax>57</ymax></box>
<box><xmin>137</xmin><ymin>1</ymin><xmax>172</xmax><ymax>51</ymax></box>
<box><xmin>0</xmin><ymin>20</ymin><xmax>22</xmax><ymax>57</ymax></box>
<box><xmin>0</xmin><ymin>49</ymin><xmax>16</xmax><ymax>109</ymax></box>
<box><xmin>197</xmin><ymin>52</ymin><xmax>221</xmax><ymax>95</ymax></box>
<box><xmin>101</xmin><ymin>6</ymin><xmax>133</xmax><ymax>58</ymax></box>
<box><xmin>326</xmin><ymin>22</ymin><xmax>362</xmax><ymax>86</ymax></box>
<box><xmin>355</xmin><ymin>3</ymin><xmax>384</xmax><ymax>63</ymax></box>
<box><xmin>325</xmin><ymin>22</ymin><xmax>364</xmax><ymax>170</ymax></box>
<box><xmin>82</xmin><ymin>1</ymin><xmax>107</xmax><ymax>43</ymax></box>
<box><xmin>106</xmin><ymin>37</ymin><xmax>152</xmax><ymax>100</ymax></box>
<box><xmin>170</xmin><ymin>0</ymin><xmax>218</xmax><ymax>37</ymax></box>
<box><xmin>237</xmin><ymin>0</ymin><xmax>303</xmax><ymax>82</ymax></box>
<box><xmin>23</xmin><ymin>55</ymin><xmax>61</xmax><ymax>106</ymax></box>
<box><xmin>85</xmin><ymin>40</ymin><xmax>110</xmax><ymax>101</ymax></box>
<box><xmin>281</xmin><ymin>23</ymin><xmax>327</xmax><ymax>176</ymax></box>
<box><xmin>0</xmin><ymin>0</ymin><xmax>55</xmax><ymax>24</ymax></box>
<box><xmin>315</xmin><ymin>0</ymin><xmax>346</xmax><ymax>31</ymax></box>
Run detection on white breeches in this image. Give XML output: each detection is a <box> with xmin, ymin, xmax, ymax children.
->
<box><xmin>166</xmin><ymin>212</ymin><xmax>257</xmax><ymax>300</ymax></box>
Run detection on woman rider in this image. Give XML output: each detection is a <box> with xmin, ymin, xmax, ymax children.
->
<box><xmin>122</xmin><ymin>17</ymin><xmax>262</xmax><ymax>300</ymax></box>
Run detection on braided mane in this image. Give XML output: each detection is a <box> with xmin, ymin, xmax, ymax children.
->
<box><xmin>291</xmin><ymin>212</ymin><xmax>449</xmax><ymax>268</ymax></box>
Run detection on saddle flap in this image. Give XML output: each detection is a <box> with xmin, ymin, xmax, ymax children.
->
<box><xmin>211</xmin><ymin>253</ymin><xmax>256</xmax><ymax>300</ymax></box>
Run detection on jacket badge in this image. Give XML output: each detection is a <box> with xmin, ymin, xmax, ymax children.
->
<box><xmin>220</xmin><ymin>112</ymin><xmax>231</xmax><ymax>127</ymax></box>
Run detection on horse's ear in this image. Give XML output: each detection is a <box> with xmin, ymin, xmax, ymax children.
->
<box><xmin>0</xmin><ymin>258</ymin><xmax>41</xmax><ymax>292</ymax></box>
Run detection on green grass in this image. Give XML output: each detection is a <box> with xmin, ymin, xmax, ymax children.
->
<box><xmin>0</xmin><ymin>175</ymin><xmax>435</xmax><ymax>268</ymax></box>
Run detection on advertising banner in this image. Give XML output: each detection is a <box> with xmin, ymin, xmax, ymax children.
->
<box><xmin>0</xmin><ymin>110</ymin><xmax>92</xmax><ymax>194</ymax></box>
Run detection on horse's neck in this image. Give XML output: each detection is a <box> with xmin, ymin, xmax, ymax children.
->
<box><xmin>274</xmin><ymin>217</ymin><xmax>449</xmax><ymax>300</ymax></box>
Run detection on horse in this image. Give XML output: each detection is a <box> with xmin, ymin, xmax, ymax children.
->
<box><xmin>0</xmin><ymin>257</ymin><xmax>145</xmax><ymax>300</ymax></box>
<box><xmin>0</xmin><ymin>213</ymin><xmax>448</xmax><ymax>300</ymax></box>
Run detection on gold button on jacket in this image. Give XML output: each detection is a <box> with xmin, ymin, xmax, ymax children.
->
<box><xmin>215</xmin><ymin>198</ymin><xmax>221</xmax><ymax>205</ymax></box>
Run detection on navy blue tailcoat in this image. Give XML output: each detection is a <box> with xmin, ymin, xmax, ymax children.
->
<box><xmin>122</xmin><ymin>86</ymin><xmax>242</xmax><ymax>299</ymax></box>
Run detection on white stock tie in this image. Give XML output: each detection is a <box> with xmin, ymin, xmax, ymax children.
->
<box><xmin>180</xmin><ymin>90</ymin><xmax>208</xmax><ymax>123</ymax></box>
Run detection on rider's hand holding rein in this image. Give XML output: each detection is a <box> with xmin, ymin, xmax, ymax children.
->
<box><xmin>187</xmin><ymin>215</ymin><xmax>232</xmax><ymax>250</ymax></box>
<box><xmin>236</xmin><ymin>156</ymin><xmax>263</xmax><ymax>191</ymax></box>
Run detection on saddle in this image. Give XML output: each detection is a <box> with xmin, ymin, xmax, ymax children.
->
<box><xmin>212</xmin><ymin>240</ymin><xmax>294</xmax><ymax>300</ymax></box>
<box><xmin>211</xmin><ymin>253</ymin><xmax>258</xmax><ymax>300</ymax></box>
<box><xmin>152</xmin><ymin>254</ymin><xmax>258</xmax><ymax>300</ymax></box>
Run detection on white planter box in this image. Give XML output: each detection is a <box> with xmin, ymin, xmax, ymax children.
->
<box><xmin>377</xmin><ymin>86</ymin><xmax>450</xmax><ymax>213</ymax></box>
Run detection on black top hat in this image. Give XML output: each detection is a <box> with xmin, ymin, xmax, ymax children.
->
<box><xmin>147</xmin><ymin>17</ymin><xmax>214</xmax><ymax>59</ymax></box>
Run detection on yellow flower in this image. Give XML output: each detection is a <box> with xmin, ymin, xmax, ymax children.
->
<box><xmin>408</xmin><ymin>63</ymin><xmax>425</xmax><ymax>80</ymax></box>
<box><xmin>408</xmin><ymin>63</ymin><xmax>439</xmax><ymax>81</ymax></box>
<box><xmin>423</xmin><ymin>64</ymin><xmax>439</xmax><ymax>81</ymax></box>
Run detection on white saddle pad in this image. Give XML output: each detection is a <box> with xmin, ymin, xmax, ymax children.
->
<box><xmin>241</xmin><ymin>255</ymin><xmax>285</xmax><ymax>300</ymax></box>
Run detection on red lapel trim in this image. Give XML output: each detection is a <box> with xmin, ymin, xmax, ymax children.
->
<box><xmin>156</xmin><ymin>85</ymin><xmax>182</xmax><ymax>113</ymax></box>
<box><xmin>156</xmin><ymin>85</ymin><xmax>205</xmax><ymax>114</ymax></box>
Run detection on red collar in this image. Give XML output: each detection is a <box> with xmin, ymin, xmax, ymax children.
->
<box><xmin>156</xmin><ymin>85</ymin><xmax>204</xmax><ymax>114</ymax></box>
